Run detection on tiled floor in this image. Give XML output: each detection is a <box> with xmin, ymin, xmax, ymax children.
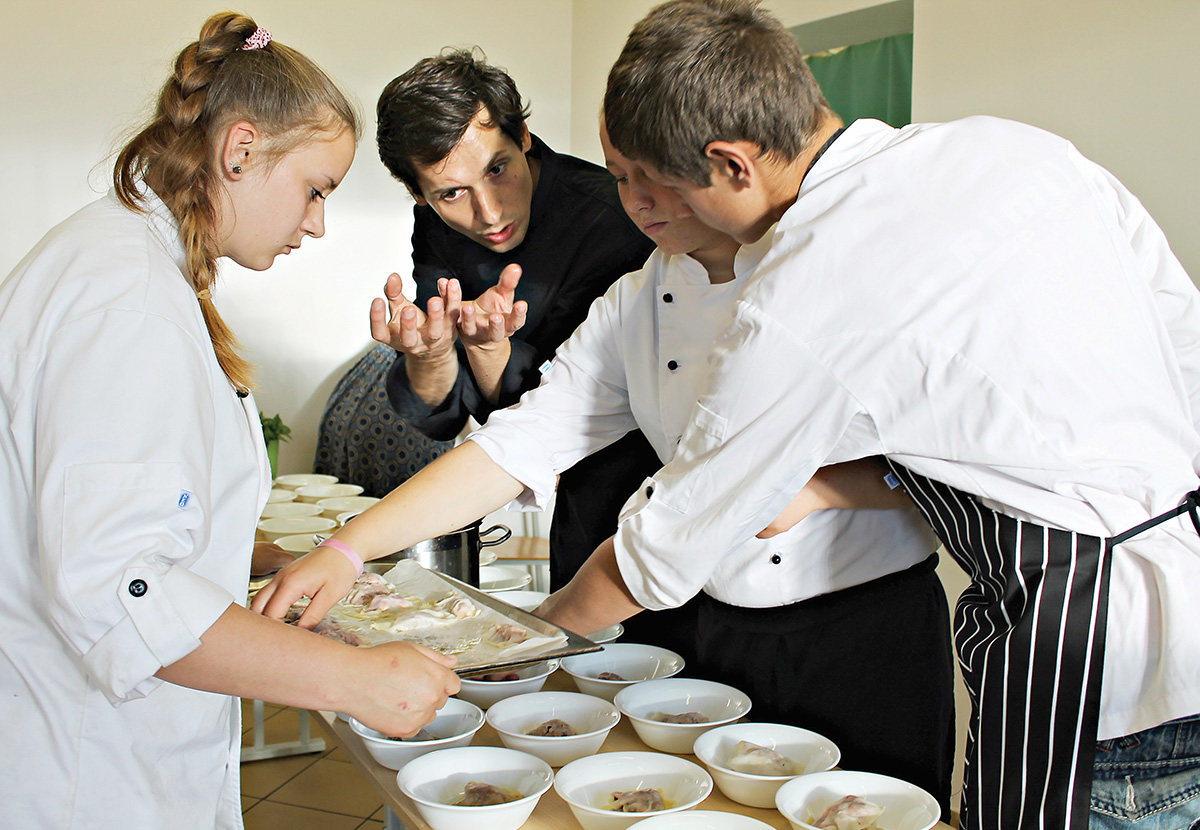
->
<box><xmin>240</xmin><ymin>701</ymin><xmax>385</xmax><ymax>830</ymax></box>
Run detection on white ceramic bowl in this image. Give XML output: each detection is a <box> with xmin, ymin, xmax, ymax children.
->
<box><xmin>478</xmin><ymin>564</ymin><xmax>532</xmax><ymax>593</ymax></box>
<box><xmin>775</xmin><ymin>769</ymin><xmax>941</xmax><ymax>830</ymax></box>
<box><xmin>615</xmin><ymin>677</ymin><xmax>752</xmax><ymax>754</ymax></box>
<box><xmin>256</xmin><ymin>515</ymin><xmax>337</xmax><ymax>543</ymax></box>
<box><xmin>456</xmin><ymin>660</ymin><xmax>560</xmax><ymax>709</ymax></box>
<box><xmin>554</xmin><ymin>751</ymin><xmax>713</xmax><ymax>830</ymax></box>
<box><xmin>397</xmin><ymin>746</ymin><xmax>553</xmax><ymax>830</ymax></box>
<box><xmin>272</xmin><ymin>533</ymin><xmax>320</xmax><ymax>556</ymax></box>
<box><xmin>273</xmin><ymin>473</ymin><xmax>338</xmax><ymax>490</ymax></box>
<box><xmin>590</xmin><ymin>623</ymin><xmax>624</xmax><ymax>644</ymax></box>
<box><xmin>295</xmin><ymin>482</ymin><xmax>364</xmax><ymax>504</ymax></box>
<box><xmin>561</xmin><ymin>644</ymin><xmax>686</xmax><ymax>702</ymax></box>
<box><xmin>486</xmin><ymin>691</ymin><xmax>621</xmax><ymax>767</ymax></box>
<box><xmin>316</xmin><ymin>494</ymin><xmax>379</xmax><ymax>519</ymax></box>
<box><xmin>634</xmin><ymin>811</ymin><xmax>777</xmax><ymax>829</ymax></box>
<box><xmin>266</xmin><ymin>488</ymin><xmax>298</xmax><ymax>503</ymax></box>
<box><xmin>493</xmin><ymin>589</ymin><xmax>549</xmax><ymax>612</ymax></box>
<box><xmin>259</xmin><ymin>501</ymin><xmax>324</xmax><ymax>520</ymax></box>
<box><xmin>693</xmin><ymin>722</ymin><xmax>840</xmax><ymax>808</ymax></box>
<box><xmin>348</xmin><ymin>698</ymin><xmax>485</xmax><ymax>771</ymax></box>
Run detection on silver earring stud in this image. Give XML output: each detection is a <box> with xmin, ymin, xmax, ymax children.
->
<box><xmin>231</xmin><ymin>165</ymin><xmax>242</xmax><ymax>174</ymax></box>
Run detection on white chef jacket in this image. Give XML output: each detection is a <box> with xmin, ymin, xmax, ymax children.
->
<box><xmin>613</xmin><ymin>117</ymin><xmax>1200</xmax><ymax>740</ymax></box>
<box><xmin>469</xmin><ymin>232</ymin><xmax>937</xmax><ymax>609</ymax></box>
<box><xmin>0</xmin><ymin>190</ymin><xmax>269</xmax><ymax>828</ymax></box>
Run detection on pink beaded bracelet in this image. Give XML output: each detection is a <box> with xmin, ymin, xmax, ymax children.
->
<box><xmin>316</xmin><ymin>538</ymin><xmax>364</xmax><ymax>576</ymax></box>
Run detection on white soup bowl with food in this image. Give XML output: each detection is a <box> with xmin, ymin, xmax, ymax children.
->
<box><xmin>396</xmin><ymin>745</ymin><xmax>553</xmax><ymax>830</ymax></box>
<box><xmin>693</xmin><ymin>721</ymin><xmax>839</xmax><ymax>808</ymax></box>
<box><xmin>486</xmin><ymin>691</ymin><xmax>621</xmax><ymax>767</ymax></box>
<box><xmin>553</xmin><ymin>750</ymin><xmax>713</xmax><ymax>830</ymax></box>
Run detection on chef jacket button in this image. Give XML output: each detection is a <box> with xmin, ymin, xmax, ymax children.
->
<box><xmin>769</xmin><ymin>554</ymin><xmax>782</xmax><ymax>565</ymax></box>
<box><xmin>663</xmin><ymin>293</ymin><xmax>674</xmax><ymax>303</ymax></box>
<box><xmin>128</xmin><ymin>579</ymin><xmax>148</xmax><ymax>597</ymax></box>
<box><xmin>667</xmin><ymin>360</ymin><xmax>679</xmax><ymax>371</ymax></box>
<box><xmin>645</xmin><ymin>485</ymin><xmax>654</xmax><ymax>498</ymax></box>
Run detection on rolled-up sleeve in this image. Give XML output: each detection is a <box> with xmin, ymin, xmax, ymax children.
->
<box><xmin>36</xmin><ymin>308</ymin><xmax>237</xmax><ymax>703</ymax></box>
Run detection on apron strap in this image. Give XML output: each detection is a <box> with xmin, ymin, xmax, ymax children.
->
<box><xmin>1108</xmin><ymin>486</ymin><xmax>1200</xmax><ymax>546</ymax></box>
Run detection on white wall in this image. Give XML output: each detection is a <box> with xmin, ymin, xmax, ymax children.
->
<box><xmin>1</xmin><ymin>0</ymin><xmax>572</xmax><ymax>476</ymax></box>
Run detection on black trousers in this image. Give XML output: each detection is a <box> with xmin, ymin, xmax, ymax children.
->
<box><xmin>629</xmin><ymin>553</ymin><xmax>957</xmax><ymax>818</ymax></box>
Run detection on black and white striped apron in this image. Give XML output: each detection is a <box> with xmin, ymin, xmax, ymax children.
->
<box><xmin>885</xmin><ymin>462</ymin><xmax>1113</xmax><ymax>830</ymax></box>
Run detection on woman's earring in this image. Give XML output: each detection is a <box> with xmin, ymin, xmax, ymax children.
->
<box><xmin>231</xmin><ymin>165</ymin><xmax>242</xmax><ymax>174</ymax></box>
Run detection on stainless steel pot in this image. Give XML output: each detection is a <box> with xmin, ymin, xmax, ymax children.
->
<box><xmin>361</xmin><ymin>520</ymin><xmax>511</xmax><ymax>586</ymax></box>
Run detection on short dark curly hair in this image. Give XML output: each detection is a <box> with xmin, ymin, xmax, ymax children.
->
<box><xmin>605</xmin><ymin>0</ymin><xmax>831</xmax><ymax>186</ymax></box>
<box><xmin>377</xmin><ymin>48</ymin><xmax>531</xmax><ymax>195</ymax></box>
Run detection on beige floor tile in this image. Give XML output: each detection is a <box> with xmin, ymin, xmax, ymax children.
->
<box><xmin>241</xmin><ymin>795</ymin><xmax>260</xmax><ymax>813</ymax></box>
<box><xmin>266</xmin><ymin>757</ymin><xmax>384</xmax><ymax>818</ymax></box>
<box><xmin>355</xmin><ymin>820</ymin><xmax>384</xmax><ymax>830</ymax></box>
<box><xmin>240</xmin><ymin>753</ymin><xmax>322</xmax><ymax>799</ymax></box>
<box><xmin>242</xmin><ymin>800</ymin><xmax>362</xmax><ymax>830</ymax></box>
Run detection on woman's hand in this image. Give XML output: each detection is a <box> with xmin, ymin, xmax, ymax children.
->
<box><xmin>250</xmin><ymin>545</ymin><xmax>359</xmax><ymax>628</ymax></box>
<box><xmin>345</xmin><ymin>641</ymin><xmax>460</xmax><ymax>738</ymax></box>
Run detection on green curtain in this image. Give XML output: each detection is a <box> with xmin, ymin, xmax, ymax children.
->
<box><xmin>805</xmin><ymin>32</ymin><xmax>913</xmax><ymax>128</ymax></box>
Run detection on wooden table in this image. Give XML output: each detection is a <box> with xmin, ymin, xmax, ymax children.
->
<box><xmin>314</xmin><ymin>671</ymin><xmax>953</xmax><ymax>829</ymax></box>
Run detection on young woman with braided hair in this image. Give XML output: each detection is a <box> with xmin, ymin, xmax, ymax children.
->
<box><xmin>0</xmin><ymin>13</ymin><xmax>457</xmax><ymax>828</ymax></box>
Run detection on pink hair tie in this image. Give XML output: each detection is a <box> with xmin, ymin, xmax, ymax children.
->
<box><xmin>316</xmin><ymin>538</ymin><xmax>364</xmax><ymax>577</ymax></box>
<box><xmin>242</xmin><ymin>27</ymin><xmax>272</xmax><ymax>50</ymax></box>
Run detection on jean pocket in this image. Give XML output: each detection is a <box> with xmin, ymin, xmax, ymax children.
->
<box><xmin>1090</xmin><ymin>768</ymin><xmax>1200</xmax><ymax>823</ymax></box>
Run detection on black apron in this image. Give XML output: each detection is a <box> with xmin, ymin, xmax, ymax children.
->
<box><xmin>885</xmin><ymin>461</ymin><xmax>1200</xmax><ymax>829</ymax></box>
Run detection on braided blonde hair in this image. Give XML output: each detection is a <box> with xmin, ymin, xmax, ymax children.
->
<box><xmin>114</xmin><ymin>12</ymin><xmax>360</xmax><ymax>391</ymax></box>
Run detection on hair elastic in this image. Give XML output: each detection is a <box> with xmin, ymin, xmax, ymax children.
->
<box><xmin>195</xmin><ymin>289</ymin><xmax>212</xmax><ymax>300</ymax></box>
<box><xmin>316</xmin><ymin>538</ymin><xmax>364</xmax><ymax>576</ymax></box>
<box><xmin>242</xmin><ymin>27</ymin><xmax>272</xmax><ymax>50</ymax></box>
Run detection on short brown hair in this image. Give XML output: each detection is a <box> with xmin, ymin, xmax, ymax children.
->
<box><xmin>377</xmin><ymin>48</ymin><xmax>530</xmax><ymax>195</ymax></box>
<box><xmin>114</xmin><ymin>12</ymin><xmax>360</xmax><ymax>390</ymax></box>
<box><xmin>604</xmin><ymin>0</ymin><xmax>831</xmax><ymax>186</ymax></box>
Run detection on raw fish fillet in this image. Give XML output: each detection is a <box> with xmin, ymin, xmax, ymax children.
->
<box><xmin>608</xmin><ymin>788</ymin><xmax>665</xmax><ymax>812</ymax></box>
<box><xmin>726</xmin><ymin>740</ymin><xmax>799</xmax><ymax>775</ymax></box>
<box><xmin>813</xmin><ymin>795</ymin><xmax>885</xmax><ymax>830</ymax></box>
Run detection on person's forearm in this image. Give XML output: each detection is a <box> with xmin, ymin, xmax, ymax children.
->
<box><xmin>537</xmin><ymin>536</ymin><xmax>645</xmax><ymax>636</ymax></box>
<box><xmin>156</xmin><ymin>603</ymin><xmax>360</xmax><ymax>711</ymax></box>
<box><xmin>463</xmin><ymin>340</ymin><xmax>512</xmax><ymax>404</ymax></box>
<box><xmin>405</xmin><ymin>349</ymin><xmax>461</xmax><ymax>407</ymax></box>
<box><xmin>807</xmin><ymin>458</ymin><xmax>911</xmax><ymax>510</ymax></box>
<box><xmin>333</xmin><ymin>440</ymin><xmax>526</xmax><ymax>561</ymax></box>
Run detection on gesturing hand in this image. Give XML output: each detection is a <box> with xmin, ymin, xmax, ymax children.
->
<box><xmin>456</xmin><ymin>263</ymin><xmax>528</xmax><ymax>347</ymax></box>
<box><xmin>370</xmin><ymin>272</ymin><xmax>458</xmax><ymax>361</ymax></box>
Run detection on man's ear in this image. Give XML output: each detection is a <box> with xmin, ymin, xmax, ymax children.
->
<box><xmin>519</xmin><ymin>123</ymin><xmax>533</xmax><ymax>155</ymax></box>
<box><xmin>704</xmin><ymin>140</ymin><xmax>757</xmax><ymax>190</ymax></box>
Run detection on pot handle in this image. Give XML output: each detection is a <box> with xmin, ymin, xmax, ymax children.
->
<box><xmin>479</xmin><ymin>523</ymin><xmax>513</xmax><ymax>548</ymax></box>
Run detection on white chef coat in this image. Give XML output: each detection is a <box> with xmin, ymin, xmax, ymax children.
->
<box><xmin>613</xmin><ymin>117</ymin><xmax>1200</xmax><ymax>740</ymax></box>
<box><xmin>469</xmin><ymin>232</ymin><xmax>937</xmax><ymax>609</ymax></box>
<box><xmin>0</xmin><ymin>190</ymin><xmax>269</xmax><ymax>828</ymax></box>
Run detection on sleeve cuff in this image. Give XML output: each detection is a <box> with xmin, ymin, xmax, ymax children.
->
<box><xmin>82</xmin><ymin>564</ymin><xmax>235</xmax><ymax>704</ymax></box>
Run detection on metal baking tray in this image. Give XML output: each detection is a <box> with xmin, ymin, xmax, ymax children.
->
<box><xmin>434</xmin><ymin>572</ymin><xmax>602</xmax><ymax>675</ymax></box>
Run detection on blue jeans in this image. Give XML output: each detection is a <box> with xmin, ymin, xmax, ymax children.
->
<box><xmin>1090</xmin><ymin>713</ymin><xmax>1200</xmax><ymax>829</ymax></box>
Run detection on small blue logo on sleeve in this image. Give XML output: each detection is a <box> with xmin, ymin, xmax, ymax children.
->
<box><xmin>884</xmin><ymin>473</ymin><xmax>900</xmax><ymax>490</ymax></box>
<box><xmin>178</xmin><ymin>491</ymin><xmax>193</xmax><ymax>509</ymax></box>
<box><xmin>538</xmin><ymin>359</ymin><xmax>553</xmax><ymax>375</ymax></box>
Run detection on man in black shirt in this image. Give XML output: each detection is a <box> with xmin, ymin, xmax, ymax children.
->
<box><xmin>372</xmin><ymin>49</ymin><xmax>658</xmax><ymax>589</ymax></box>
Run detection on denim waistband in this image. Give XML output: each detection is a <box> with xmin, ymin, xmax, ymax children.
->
<box><xmin>1093</xmin><ymin>712</ymin><xmax>1200</xmax><ymax>779</ymax></box>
